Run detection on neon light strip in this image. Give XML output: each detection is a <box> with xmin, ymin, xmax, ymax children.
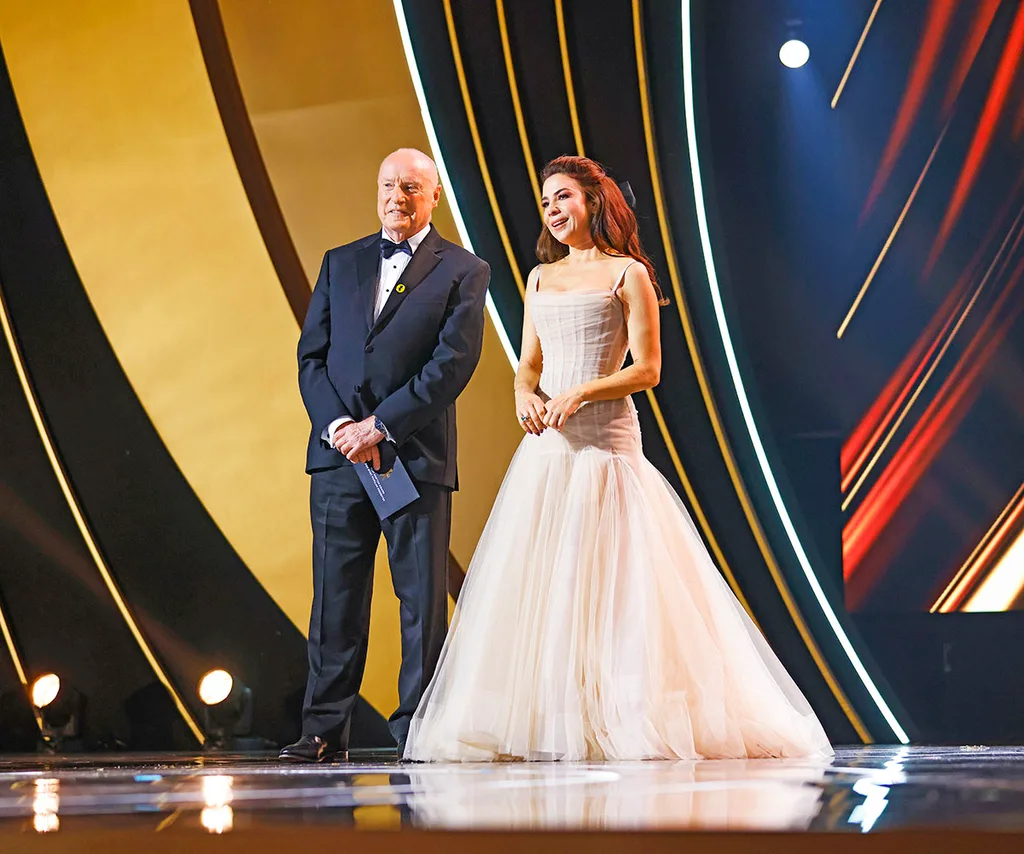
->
<box><xmin>681</xmin><ymin>0</ymin><xmax>908</xmax><ymax>743</ymax></box>
<box><xmin>393</xmin><ymin>0</ymin><xmax>519</xmax><ymax>371</ymax></box>
<box><xmin>0</xmin><ymin>595</ymin><xmax>27</xmax><ymax>686</ymax></box>
<box><xmin>832</xmin><ymin>0</ymin><xmax>884</xmax><ymax>109</ymax></box>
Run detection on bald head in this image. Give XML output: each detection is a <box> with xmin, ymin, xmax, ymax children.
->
<box><xmin>377</xmin><ymin>148</ymin><xmax>441</xmax><ymax>241</ymax></box>
<box><xmin>380</xmin><ymin>148</ymin><xmax>439</xmax><ymax>187</ymax></box>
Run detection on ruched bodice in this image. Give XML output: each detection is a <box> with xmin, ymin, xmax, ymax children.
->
<box><xmin>530</xmin><ymin>289</ymin><xmax>640</xmax><ymax>456</ymax></box>
<box><xmin>532</xmin><ymin>290</ymin><xmax>629</xmax><ymax>394</ymax></box>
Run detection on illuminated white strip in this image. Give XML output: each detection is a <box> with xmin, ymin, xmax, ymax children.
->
<box><xmin>681</xmin><ymin>1</ymin><xmax>908</xmax><ymax>743</ymax></box>
<box><xmin>393</xmin><ymin>0</ymin><xmax>519</xmax><ymax>371</ymax></box>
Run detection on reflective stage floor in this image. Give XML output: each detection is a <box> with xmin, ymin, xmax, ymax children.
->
<box><xmin>3</xmin><ymin>746</ymin><xmax>1024</xmax><ymax>851</ymax></box>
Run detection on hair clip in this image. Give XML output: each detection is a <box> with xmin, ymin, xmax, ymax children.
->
<box><xmin>617</xmin><ymin>180</ymin><xmax>636</xmax><ymax>209</ymax></box>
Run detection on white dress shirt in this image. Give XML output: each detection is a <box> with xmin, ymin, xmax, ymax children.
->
<box><xmin>322</xmin><ymin>224</ymin><xmax>432</xmax><ymax>448</ymax></box>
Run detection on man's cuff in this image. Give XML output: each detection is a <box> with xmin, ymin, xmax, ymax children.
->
<box><xmin>321</xmin><ymin>416</ymin><xmax>354</xmax><ymax>449</ymax></box>
<box><xmin>373</xmin><ymin>416</ymin><xmax>395</xmax><ymax>444</ymax></box>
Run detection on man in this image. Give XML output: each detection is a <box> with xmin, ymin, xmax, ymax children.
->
<box><xmin>281</xmin><ymin>148</ymin><xmax>490</xmax><ymax>761</ymax></box>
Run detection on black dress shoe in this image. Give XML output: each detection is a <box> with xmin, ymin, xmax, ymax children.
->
<box><xmin>279</xmin><ymin>734</ymin><xmax>346</xmax><ymax>762</ymax></box>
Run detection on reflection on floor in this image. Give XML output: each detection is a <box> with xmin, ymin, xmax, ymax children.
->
<box><xmin>0</xmin><ymin>745</ymin><xmax>1023</xmax><ymax>837</ymax></box>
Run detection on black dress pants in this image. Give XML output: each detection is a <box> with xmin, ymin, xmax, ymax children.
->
<box><xmin>302</xmin><ymin>464</ymin><xmax>450</xmax><ymax>747</ymax></box>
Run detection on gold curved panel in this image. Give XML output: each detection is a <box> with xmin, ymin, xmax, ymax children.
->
<box><xmin>1</xmin><ymin>0</ymin><xmax>520</xmax><ymax>719</ymax></box>
<box><xmin>216</xmin><ymin>0</ymin><xmax>522</xmax><ymax>639</ymax></box>
<box><xmin>0</xmin><ymin>1</ymin><xmax>319</xmax><ymax>699</ymax></box>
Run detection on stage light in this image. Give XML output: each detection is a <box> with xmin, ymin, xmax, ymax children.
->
<box><xmin>779</xmin><ymin>39</ymin><xmax>810</xmax><ymax>68</ymax></box>
<box><xmin>198</xmin><ymin>670</ymin><xmax>233</xmax><ymax>706</ymax></box>
<box><xmin>31</xmin><ymin>674</ymin><xmax>60</xmax><ymax>708</ymax></box>
<box><xmin>197</xmin><ymin>669</ymin><xmax>252</xmax><ymax>750</ymax></box>
<box><xmin>29</xmin><ymin>674</ymin><xmax>84</xmax><ymax>750</ymax></box>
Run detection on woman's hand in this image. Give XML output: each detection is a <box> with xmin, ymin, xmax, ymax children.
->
<box><xmin>543</xmin><ymin>387</ymin><xmax>584</xmax><ymax>430</ymax></box>
<box><xmin>515</xmin><ymin>389</ymin><xmax>547</xmax><ymax>435</ymax></box>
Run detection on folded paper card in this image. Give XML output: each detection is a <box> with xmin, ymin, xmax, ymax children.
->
<box><xmin>355</xmin><ymin>442</ymin><xmax>419</xmax><ymax>520</ymax></box>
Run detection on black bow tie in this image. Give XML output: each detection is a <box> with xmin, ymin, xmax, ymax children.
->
<box><xmin>380</xmin><ymin>237</ymin><xmax>412</xmax><ymax>259</ymax></box>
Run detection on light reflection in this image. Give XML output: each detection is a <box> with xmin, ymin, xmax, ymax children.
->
<box><xmin>848</xmin><ymin>747</ymin><xmax>909</xmax><ymax>833</ymax></box>
<box><xmin>201</xmin><ymin>774</ymin><xmax>234</xmax><ymax>834</ymax></box>
<box><xmin>403</xmin><ymin>760</ymin><xmax>829</xmax><ymax>830</ymax></box>
<box><xmin>201</xmin><ymin>804</ymin><xmax>234</xmax><ymax>834</ymax></box>
<box><xmin>33</xmin><ymin>778</ymin><xmax>59</xmax><ymax>833</ymax></box>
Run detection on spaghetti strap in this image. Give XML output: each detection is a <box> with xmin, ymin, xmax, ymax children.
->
<box><xmin>612</xmin><ymin>259</ymin><xmax>639</xmax><ymax>294</ymax></box>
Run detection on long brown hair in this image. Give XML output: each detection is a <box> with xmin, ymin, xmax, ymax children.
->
<box><xmin>536</xmin><ymin>156</ymin><xmax>668</xmax><ymax>305</ymax></box>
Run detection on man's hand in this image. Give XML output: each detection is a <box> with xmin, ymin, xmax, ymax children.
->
<box><xmin>333</xmin><ymin>417</ymin><xmax>385</xmax><ymax>470</ymax></box>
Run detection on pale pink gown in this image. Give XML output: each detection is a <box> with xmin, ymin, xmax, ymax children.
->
<box><xmin>405</xmin><ymin>261</ymin><xmax>833</xmax><ymax>761</ymax></box>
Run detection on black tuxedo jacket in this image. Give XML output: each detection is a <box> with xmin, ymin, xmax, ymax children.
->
<box><xmin>298</xmin><ymin>225</ymin><xmax>490</xmax><ymax>488</ymax></box>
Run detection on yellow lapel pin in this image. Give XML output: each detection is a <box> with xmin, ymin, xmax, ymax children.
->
<box><xmin>396</xmin><ymin>283</ymin><xmax>406</xmax><ymax>294</ymax></box>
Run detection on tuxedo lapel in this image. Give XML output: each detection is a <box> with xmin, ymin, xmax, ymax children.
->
<box><xmin>370</xmin><ymin>226</ymin><xmax>442</xmax><ymax>334</ymax></box>
<box><xmin>354</xmin><ymin>238</ymin><xmax>381</xmax><ymax>330</ymax></box>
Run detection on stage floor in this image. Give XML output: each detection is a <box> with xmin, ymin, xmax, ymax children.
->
<box><xmin>2</xmin><ymin>745</ymin><xmax>1024</xmax><ymax>849</ymax></box>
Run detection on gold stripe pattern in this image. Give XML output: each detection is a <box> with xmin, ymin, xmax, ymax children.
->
<box><xmin>555</xmin><ymin>0</ymin><xmax>586</xmax><ymax>157</ymax></box>
<box><xmin>832</xmin><ymin>0</ymin><xmax>885</xmax><ymax>109</ymax></box>
<box><xmin>443</xmin><ymin>0</ymin><xmax>526</xmax><ymax>297</ymax></box>
<box><xmin>0</xmin><ymin>595</ymin><xmax>27</xmax><ymax>686</ymax></box>
<box><xmin>496</xmin><ymin>0</ymin><xmax>543</xmax><ymax>213</ymax></box>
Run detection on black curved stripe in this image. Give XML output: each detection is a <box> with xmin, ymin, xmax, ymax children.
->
<box><xmin>190</xmin><ymin>0</ymin><xmax>311</xmax><ymax>324</ymax></box>
<box><xmin>401</xmin><ymin>0</ymin><xmax>525</xmax><ymax>352</ymax></box>
<box><xmin>0</xmin><ymin>42</ymin><xmax>312</xmax><ymax>747</ymax></box>
<box><xmin>448</xmin><ymin>1</ymin><xmax>545</xmax><ymax>267</ymax></box>
<box><xmin>504</xmin><ymin>2</ymin><xmax>579</xmax><ymax>168</ymax></box>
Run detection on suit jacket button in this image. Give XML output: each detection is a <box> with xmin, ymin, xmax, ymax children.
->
<box><xmin>354</xmin><ymin>385</ymin><xmax>362</xmax><ymax>393</ymax></box>
<box><xmin>364</xmin><ymin>345</ymin><xmax>374</xmax><ymax>353</ymax></box>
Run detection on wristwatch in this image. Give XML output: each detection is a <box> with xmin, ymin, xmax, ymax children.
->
<box><xmin>374</xmin><ymin>415</ymin><xmax>394</xmax><ymax>443</ymax></box>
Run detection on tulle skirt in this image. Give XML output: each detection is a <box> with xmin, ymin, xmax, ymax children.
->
<box><xmin>405</xmin><ymin>424</ymin><xmax>834</xmax><ymax>762</ymax></box>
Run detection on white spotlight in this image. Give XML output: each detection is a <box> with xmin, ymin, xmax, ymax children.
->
<box><xmin>198</xmin><ymin>670</ymin><xmax>233</xmax><ymax>707</ymax></box>
<box><xmin>30</xmin><ymin>674</ymin><xmax>61</xmax><ymax>709</ymax></box>
<box><xmin>779</xmin><ymin>39</ymin><xmax>810</xmax><ymax>68</ymax></box>
<box><xmin>197</xmin><ymin>670</ymin><xmax>253</xmax><ymax>749</ymax></box>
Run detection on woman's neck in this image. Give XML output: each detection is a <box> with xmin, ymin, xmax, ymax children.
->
<box><xmin>564</xmin><ymin>240</ymin><xmax>604</xmax><ymax>263</ymax></box>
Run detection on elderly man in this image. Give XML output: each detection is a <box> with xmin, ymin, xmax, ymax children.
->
<box><xmin>281</xmin><ymin>148</ymin><xmax>490</xmax><ymax>761</ymax></box>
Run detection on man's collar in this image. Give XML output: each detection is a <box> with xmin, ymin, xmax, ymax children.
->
<box><xmin>380</xmin><ymin>222</ymin><xmax>432</xmax><ymax>252</ymax></box>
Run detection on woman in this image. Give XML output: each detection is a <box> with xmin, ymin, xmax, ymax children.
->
<box><xmin>405</xmin><ymin>156</ymin><xmax>833</xmax><ymax>761</ymax></box>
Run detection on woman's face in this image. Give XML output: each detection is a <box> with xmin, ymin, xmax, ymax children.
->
<box><xmin>542</xmin><ymin>174</ymin><xmax>591</xmax><ymax>246</ymax></box>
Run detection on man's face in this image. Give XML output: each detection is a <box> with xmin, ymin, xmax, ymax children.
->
<box><xmin>377</xmin><ymin>153</ymin><xmax>440</xmax><ymax>241</ymax></box>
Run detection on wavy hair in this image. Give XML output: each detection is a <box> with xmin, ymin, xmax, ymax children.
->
<box><xmin>536</xmin><ymin>155</ymin><xmax>667</xmax><ymax>305</ymax></box>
